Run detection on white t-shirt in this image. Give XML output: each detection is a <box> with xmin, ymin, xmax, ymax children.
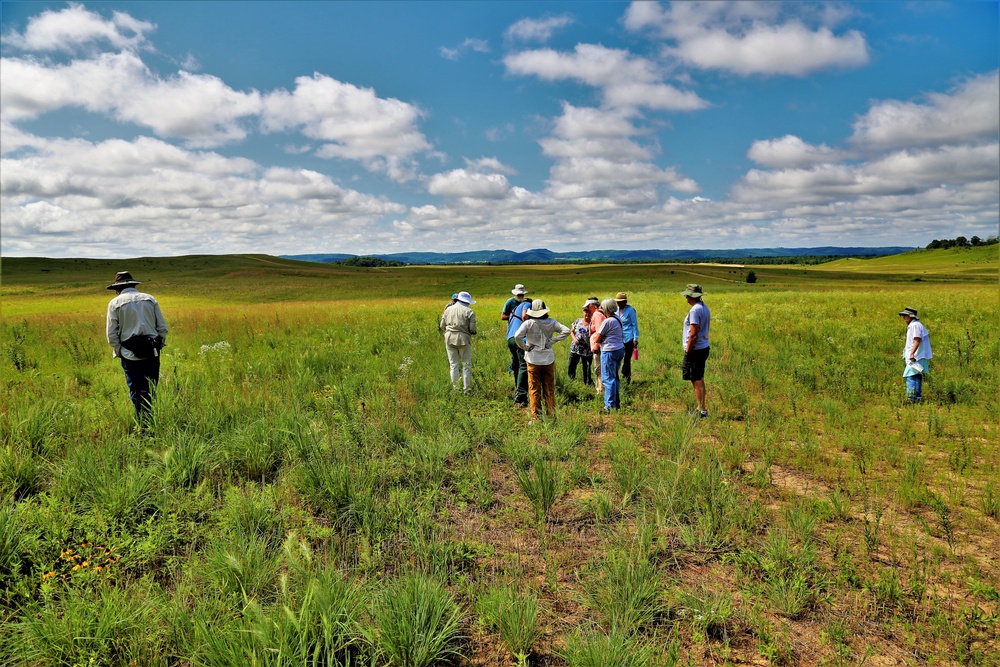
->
<box><xmin>683</xmin><ymin>301</ymin><xmax>710</xmax><ymax>351</ymax></box>
<box><xmin>903</xmin><ymin>320</ymin><xmax>931</xmax><ymax>377</ymax></box>
<box><xmin>904</xmin><ymin>320</ymin><xmax>932</xmax><ymax>361</ymax></box>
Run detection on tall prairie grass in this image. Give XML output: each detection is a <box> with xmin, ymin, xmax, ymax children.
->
<box><xmin>1</xmin><ymin>257</ymin><xmax>997</xmax><ymax>664</ymax></box>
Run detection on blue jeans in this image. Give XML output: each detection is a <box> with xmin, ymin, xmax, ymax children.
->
<box><xmin>601</xmin><ymin>347</ymin><xmax>625</xmax><ymax>410</ymax></box>
<box><xmin>905</xmin><ymin>374</ymin><xmax>923</xmax><ymax>402</ymax></box>
<box><xmin>122</xmin><ymin>356</ymin><xmax>160</xmax><ymax>420</ymax></box>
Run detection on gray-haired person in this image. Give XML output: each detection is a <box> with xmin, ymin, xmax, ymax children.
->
<box><xmin>591</xmin><ymin>298</ymin><xmax>625</xmax><ymax>410</ymax></box>
<box><xmin>106</xmin><ymin>271</ymin><xmax>168</xmax><ymax>422</ymax></box>
<box><xmin>681</xmin><ymin>284</ymin><xmax>710</xmax><ymax>418</ymax></box>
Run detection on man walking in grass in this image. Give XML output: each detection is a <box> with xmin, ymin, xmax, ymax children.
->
<box><xmin>106</xmin><ymin>271</ymin><xmax>168</xmax><ymax>423</ymax></box>
<box><xmin>899</xmin><ymin>307</ymin><xmax>932</xmax><ymax>403</ymax></box>
<box><xmin>681</xmin><ymin>284</ymin><xmax>710</xmax><ymax>418</ymax></box>
<box><xmin>440</xmin><ymin>291</ymin><xmax>477</xmax><ymax>392</ymax></box>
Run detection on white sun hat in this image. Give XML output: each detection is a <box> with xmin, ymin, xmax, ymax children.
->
<box><xmin>457</xmin><ymin>291</ymin><xmax>476</xmax><ymax>305</ymax></box>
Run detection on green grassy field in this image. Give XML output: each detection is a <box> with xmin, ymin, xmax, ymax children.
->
<box><xmin>1</xmin><ymin>250</ymin><xmax>997</xmax><ymax>666</ymax></box>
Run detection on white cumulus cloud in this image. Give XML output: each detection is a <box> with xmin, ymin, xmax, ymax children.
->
<box><xmin>427</xmin><ymin>170</ymin><xmax>512</xmax><ymax>199</ymax></box>
<box><xmin>851</xmin><ymin>70</ymin><xmax>1000</xmax><ymax>150</ymax></box>
<box><xmin>505</xmin><ymin>15</ymin><xmax>574</xmax><ymax>43</ymax></box>
<box><xmin>624</xmin><ymin>1</ymin><xmax>869</xmax><ymax>76</ymax></box>
<box><xmin>0</xmin><ymin>51</ymin><xmax>261</xmax><ymax>147</ymax></box>
<box><xmin>0</xmin><ymin>133</ymin><xmax>405</xmax><ymax>257</ymax></box>
<box><xmin>747</xmin><ymin>135</ymin><xmax>847</xmax><ymax>168</ymax></box>
<box><xmin>3</xmin><ymin>3</ymin><xmax>154</xmax><ymax>53</ymax></box>
<box><xmin>260</xmin><ymin>73</ymin><xmax>431</xmax><ymax>180</ymax></box>
<box><xmin>504</xmin><ymin>44</ymin><xmax>708</xmax><ymax>111</ymax></box>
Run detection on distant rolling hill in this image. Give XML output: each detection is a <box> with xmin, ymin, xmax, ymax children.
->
<box><xmin>284</xmin><ymin>246</ymin><xmax>914</xmax><ymax>265</ymax></box>
<box><xmin>812</xmin><ymin>244</ymin><xmax>998</xmax><ymax>278</ymax></box>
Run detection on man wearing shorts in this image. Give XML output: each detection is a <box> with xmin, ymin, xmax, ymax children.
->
<box><xmin>681</xmin><ymin>284</ymin><xmax>710</xmax><ymax>418</ymax></box>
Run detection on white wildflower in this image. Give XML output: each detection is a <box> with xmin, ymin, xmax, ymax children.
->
<box><xmin>199</xmin><ymin>341</ymin><xmax>232</xmax><ymax>355</ymax></box>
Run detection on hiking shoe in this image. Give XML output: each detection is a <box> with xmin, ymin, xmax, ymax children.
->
<box><xmin>699</xmin><ymin>410</ymin><xmax>708</xmax><ymax>418</ymax></box>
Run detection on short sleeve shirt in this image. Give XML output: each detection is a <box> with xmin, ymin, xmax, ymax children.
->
<box><xmin>597</xmin><ymin>316</ymin><xmax>624</xmax><ymax>352</ymax></box>
<box><xmin>683</xmin><ymin>301</ymin><xmax>710</xmax><ymax>351</ymax></box>
<box><xmin>506</xmin><ymin>300</ymin><xmax>532</xmax><ymax>339</ymax></box>
<box><xmin>570</xmin><ymin>317</ymin><xmax>592</xmax><ymax>356</ymax></box>
<box><xmin>905</xmin><ymin>320</ymin><xmax>932</xmax><ymax>361</ymax></box>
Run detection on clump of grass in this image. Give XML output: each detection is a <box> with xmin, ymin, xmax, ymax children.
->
<box><xmin>203</xmin><ymin>531</ymin><xmax>280</xmax><ymax>602</ymax></box>
<box><xmin>216</xmin><ymin>484</ymin><xmax>287</xmax><ymax>549</ymax></box>
<box><xmin>675</xmin><ymin>584</ymin><xmax>734</xmax><ymax>642</ymax></box>
<box><xmin>10</xmin><ymin>582</ymin><xmax>169</xmax><ymax>666</ymax></box>
<box><xmin>294</xmin><ymin>442</ymin><xmax>377</xmax><ymax>533</ymax></box>
<box><xmin>516</xmin><ymin>458</ymin><xmax>561</xmax><ymax>524</ymax></box>
<box><xmin>149</xmin><ymin>432</ymin><xmax>212</xmax><ymax>490</ymax></box>
<box><xmin>558</xmin><ymin>627</ymin><xmax>659</xmax><ymax>667</ymax></box>
<box><xmin>979</xmin><ymin>482</ymin><xmax>1000</xmax><ymax>519</ymax></box>
<box><xmin>405</xmin><ymin>517</ymin><xmax>480</xmax><ymax>581</ymax></box>
<box><xmin>0</xmin><ymin>503</ymin><xmax>25</xmax><ymax>584</ymax></box>
<box><xmin>246</xmin><ymin>545</ymin><xmax>366</xmax><ymax>666</ymax></box>
<box><xmin>0</xmin><ymin>446</ymin><xmax>46</xmax><ymax>500</ymax></box>
<box><xmin>54</xmin><ymin>442</ymin><xmax>162</xmax><ymax>527</ymax></box>
<box><xmin>365</xmin><ymin>572</ymin><xmax>464</xmax><ymax>667</ymax></box>
<box><xmin>218</xmin><ymin>417</ymin><xmax>291</xmax><ymax>482</ymax></box>
<box><xmin>608</xmin><ymin>440</ymin><xmax>650</xmax><ymax>508</ymax></box>
<box><xmin>477</xmin><ymin>584</ymin><xmax>542</xmax><ymax>665</ymax></box>
<box><xmin>581</xmin><ymin>551</ymin><xmax>663</xmax><ymax>635</ymax></box>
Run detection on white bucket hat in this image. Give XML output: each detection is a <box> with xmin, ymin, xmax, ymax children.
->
<box><xmin>457</xmin><ymin>291</ymin><xmax>476</xmax><ymax>305</ymax></box>
<box><xmin>511</xmin><ymin>284</ymin><xmax>528</xmax><ymax>296</ymax></box>
<box><xmin>526</xmin><ymin>300</ymin><xmax>550</xmax><ymax>317</ymax></box>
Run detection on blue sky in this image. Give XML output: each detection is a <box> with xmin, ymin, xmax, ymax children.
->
<box><xmin>1</xmin><ymin>1</ymin><xmax>997</xmax><ymax>257</ymax></box>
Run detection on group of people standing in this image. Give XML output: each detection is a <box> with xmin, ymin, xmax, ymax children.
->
<box><xmin>103</xmin><ymin>270</ymin><xmax>929</xmax><ymax>427</ymax></box>
<box><xmin>500</xmin><ymin>286</ymin><xmax>640</xmax><ymax>419</ymax></box>
<box><xmin>439</xmin><ymin>281</ymin><xmax>708</xmax><ymax>421</ymax></box>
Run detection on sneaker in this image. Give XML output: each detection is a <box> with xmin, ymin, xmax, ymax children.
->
<box><xmin>699</xmin><ymin>410</ymin><xmax>708</xmax><ymax>418</ymax></box>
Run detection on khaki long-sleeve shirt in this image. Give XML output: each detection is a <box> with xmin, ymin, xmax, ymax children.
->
<box><xmin>439</xmin><ymin>302</ymin><xmax>477</xmax><ymax>346</ymax></box>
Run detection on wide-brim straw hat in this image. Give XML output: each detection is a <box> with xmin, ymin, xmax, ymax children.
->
<box><xmin>457</xmin><ymin>291</ymin><xmax>476</xmax><ymax>305</ymax></box>
<box><xmin>680</xmin><ymin>284</ymin><xmax>704</xmax><ymax>298</ymax></box>
<box><xmin>107</xmin><ymin>271</ymin><xmax>142</xmax><ymax>290</ymax></box>
<box><xmin>526</xmin><ymin>300</ymin><xmax>550</xmax><ymax>317</ymax></box>
<box><xmin>511</xmin><ymin>284</ymin><xmax>528</xmax><ymax>296</ymax></box>
<box><xmin>899</xmin><ymin>307</ymin><xmax>918</xmax><ymax>318</ymax></box>
<box><xmin>615</xmin><ymin>292</ymin><xmax>628</xmax><ymax>302</ymax></box>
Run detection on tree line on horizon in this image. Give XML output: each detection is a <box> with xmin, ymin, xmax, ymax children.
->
<box><xmin>925</xmin><ymin>235</ymin><xmax>997</xmax><ymax>249</ymax></box>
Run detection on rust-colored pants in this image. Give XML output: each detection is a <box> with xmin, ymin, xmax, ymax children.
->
<box><xmin>526</xmin><ymin>362</ymin><xmax>556</xmax><ymax>419</ymax></box>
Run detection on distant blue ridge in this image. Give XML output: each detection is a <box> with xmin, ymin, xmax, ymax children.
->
<box><xmin>282</xmin><ymin>247</ymin><xmax>914</xmax><ymax>265</ymax></box>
